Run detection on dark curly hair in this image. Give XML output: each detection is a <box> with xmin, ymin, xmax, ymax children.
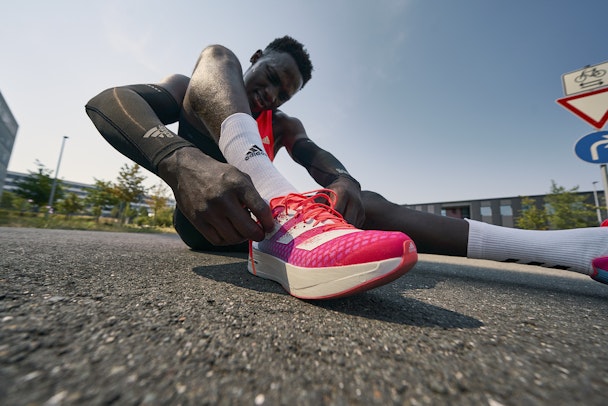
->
<box><xmin>264</xmin><ymin>35</ymin><xmax>313</xmax><ymax>88</ymax></box>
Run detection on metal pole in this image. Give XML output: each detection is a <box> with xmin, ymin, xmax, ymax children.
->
<box><xmin>593</xmin><ymin>181</ymin><xmax>602</xmax><ymax>225</ymax></box>
<box><xmin>47</xmin><ymin>136</ymin><xmax>68</xmax><ymax>212</ymax></box>
<box><xmin>601</xmin><ymin>164</ymin><xmax>608</xmax><ymax>220</ymax></box>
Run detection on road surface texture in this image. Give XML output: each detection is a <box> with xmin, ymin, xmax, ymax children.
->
<box><xmin>1</xmin><ymin>227</ymin><xmax>607</xmax><ymax>405</ymax></box>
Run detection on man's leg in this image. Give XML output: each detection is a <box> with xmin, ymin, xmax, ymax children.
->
<box><xmin>361</xmin><ymin>191</ymin><xmax>468</xmax><ymax>256</ymax></box>
<box><xmin>186</xmin><ymin>45</ymin><xmax>295</xmax><ymax>201</ymax></box>
<box><xmin>361</xmin><ymin>190</ymin><xmax>608</xmax><ymax>283</ymax></box>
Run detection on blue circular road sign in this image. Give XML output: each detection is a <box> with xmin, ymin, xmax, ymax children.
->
<box><xmin>574</xmin><ymin>131</ymin><xmax>608</xmax><ymax>164</ymax></box>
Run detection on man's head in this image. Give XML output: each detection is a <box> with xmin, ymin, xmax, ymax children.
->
<box><xmin>243</xmin><ymin>35</ymin><xmax>313</xmax><ymax>114</ymax></box>
<box><xmin>263</xmin><ymin>36</ymin><xmax>313</xmax><ymax>88</ymax></box>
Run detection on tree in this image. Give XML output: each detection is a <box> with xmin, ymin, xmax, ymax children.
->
<box><xmin>85</xmin><ymin>179</ymin><xmax>120</xmax><ymax>222</ymax></box>
<box><xmin>518</xmin><ymin>181</ymin><xmax>598</xmax><ymax>230</ymax></box>
<box><xmin>14</xmin><ymin>161</ymin><xmax>63</xmax><ymax>209</ymax></box>
<box><xmin>1</xmin><ymin>191</ymin><xmax>31</xmax><ymax>211</ymax></box>
<box><xmin>148</xmin><ymin>182</ymin><xmax>171</xmax><ymax>226</ymax></box>
<box><xmin>154</xmin><ymin>207</ymin><xmax>174</xmax><ymax>228</ymax></box>
<box><xmin>133</xmin><ymin>206</ymin><xmax>150</xmax><ymax>227</ymax></box>
<box><xmin>57</xmin><ymin>192</ymin><xmax>84</xmax><ymax>218</ymax></box>
<box><xmin>516</xmin><ymin>196</ymin><xmax>549</xmax><ymax>230</ymax></box>
<box><xmin>114</xmin><ymin>163</ymin><xmax>148</xmax><ymax>224</ymax></box>
<box><xmin>1</xmin><ymin>191</ymin><xmax>18</xmax><ymax>210</ymax></box>
<box><xmin>545</xmin><ymin>181</ymin><xmax>596</xmax><ymax>229</ymax></box>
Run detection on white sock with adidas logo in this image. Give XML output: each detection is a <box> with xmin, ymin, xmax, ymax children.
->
<box><xmin>219</xmin><ymin>112</ymin><xmax>297</xmax><ymax>201</ymax></box>
<box><xmin>466</xmin><ymin>218</ymin><xmax>608</xmax><ymax>275</ymax></box>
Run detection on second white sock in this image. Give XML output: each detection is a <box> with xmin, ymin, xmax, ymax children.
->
<box><xmin>466</xmin><ymin>218</ymin><xmax>608</xmax><ymax>275</ymax></box>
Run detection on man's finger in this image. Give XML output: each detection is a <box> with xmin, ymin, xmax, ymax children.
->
<box><xmin>229</xmin><ymin>209</ymin><xmax>266</xmax><ymax>242</ymax></box>
<box><xmin>222</xmin><ymin>200</ymin><xmax>266</xmax><ymax>242</ymax></box>
<box><xmin>242</xmin><ymin>190</ymin><xmax>274</xmax><ymax>235</ymax></box>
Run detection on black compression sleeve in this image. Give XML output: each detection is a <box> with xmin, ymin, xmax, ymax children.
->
<box><xmin>126</xmin><ymin>84</ymin><xmax>180</xmax><ymax>124</ymax></box>
<box><xmin>291</xmin><ymin>138</ymin><xmax>360</xmax><ymax>188</ymax></box>
<box><xmin>85</xmin><ymin>85</ymin><xmax>195</xmax><ymax>174</ymax></box>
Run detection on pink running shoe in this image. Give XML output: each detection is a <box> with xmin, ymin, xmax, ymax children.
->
<box><xmin>248</xmin><ymin>190</ymin><xmax>418</xmax><ymax>299</ymax></box>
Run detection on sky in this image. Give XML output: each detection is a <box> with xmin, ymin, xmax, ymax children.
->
<box><xmin>2</xmin><ymin>0</ymin><xmax>608</xmax><ymax>205</ymax></box>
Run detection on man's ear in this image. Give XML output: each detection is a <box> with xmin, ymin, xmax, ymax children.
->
<box><xmin>250</xmin><ymin>49</ymin><xmax>263</xmax><ymax>64</ymax></box>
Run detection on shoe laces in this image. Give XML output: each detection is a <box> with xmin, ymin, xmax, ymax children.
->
<box><xmin>270</xmin><ymin>189</ymin><xmax>353</xmax><ymax>229</ymax></box>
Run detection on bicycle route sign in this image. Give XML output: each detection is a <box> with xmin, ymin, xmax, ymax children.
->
<box><xmin>561</xmin><ymin>61</ymin><xmax>608</xmax><ymax>96</ymax></box>
<box><xmin>557</xmin><ymin>61</ymin><xmax>608</xmax><ymax>130</ymax></box>
<box><xmin>574</xmin><ymin>131</ymin><xmax>608</xmax><ymax>164</ymax></box>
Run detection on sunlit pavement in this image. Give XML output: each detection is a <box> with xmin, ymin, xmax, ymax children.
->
<box><xmin>1</xmin><ymin>227</ymin><xmax>607</xmax><ymax>405</ymax></box>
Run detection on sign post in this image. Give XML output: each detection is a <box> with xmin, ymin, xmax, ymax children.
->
<box><xmin>602</xmin><ymin>164</ymin><xmax>608</xmax><ymax>219</ymax></box>
<box><xmin>558</xmin><ymin>61</ymin><xmax>608</xmax><ymax>219</ymax></box>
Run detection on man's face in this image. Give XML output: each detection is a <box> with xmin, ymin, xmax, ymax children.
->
<box><xmin>243</xmin><ymin>50</ymin><xmax>303</xmax><ymax>115</ymax></box>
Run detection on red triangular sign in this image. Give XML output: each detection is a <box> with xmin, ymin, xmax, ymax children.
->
<box><xmin>557</xmin><ymin>87</ymin><xmax>608</xmax><ymax>129</ymax></box>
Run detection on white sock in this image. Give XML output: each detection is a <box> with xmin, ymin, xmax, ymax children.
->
<box><xmin>466</xmin><ymin>219</ymin><xmax>608</xmax><ymax>275</ymax></box>
<box><xmin>218</xmin><ymin>113</ymin><xmax>297</xmax><ymax>201</ymax></box>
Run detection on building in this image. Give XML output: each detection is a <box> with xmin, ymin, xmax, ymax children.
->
<box><xmin>0</xmin><ymin>92</ymin><xmax>19</xmax><ymax>200</ymax></box>
<box><xmin>3</xmin><ymin>170</ymin><xmax>93</xmax><ymax>201</ymax></box>
<box><xmin>407</xmin><ymin>190</ymin><xmax>605</xmax><ymax>227</ymax></box>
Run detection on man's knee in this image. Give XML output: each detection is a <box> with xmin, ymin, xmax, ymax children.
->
<box><xmin>194</xmin><ymin>44</ymin><xmax>239</xmax><ymax>71</ymax></box>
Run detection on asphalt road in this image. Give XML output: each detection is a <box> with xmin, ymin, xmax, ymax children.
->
<box><xmin>1</xmin><ymin>226</ymin><xmax>607</xmax><ymax>405</ymax></box>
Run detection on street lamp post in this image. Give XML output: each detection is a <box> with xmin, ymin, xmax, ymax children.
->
<box><xmin>593</xmin><ymin>181</ymin><xmax>602</xmax><ymax>225</ymax></box>
<box><xmin>47</xmin><ymin>136</ymin><xmax>68</xmax><ymax>213</ymax></box>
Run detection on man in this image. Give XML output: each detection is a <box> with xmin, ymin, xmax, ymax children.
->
<box><xmin>86</xmin><ymin>36</ymin><xmax>608</xmax><ymax>299</ymax></box>
<box><xmin>86</xmin><ymin>36</ymin><xmax>417</xmax><ymax>300</ymax></box>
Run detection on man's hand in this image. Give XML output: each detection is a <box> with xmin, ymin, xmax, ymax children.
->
<box><xmin>158</xmin><ymin>147</ymin><xmax>274</xmax><ymax>245</ymax></box>
<box><xmin>327</xmin><ymin>176</ymin><xmax>365</xmax><ymax>227</ymax></box>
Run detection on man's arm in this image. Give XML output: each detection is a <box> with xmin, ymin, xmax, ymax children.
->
<box><xmin>279</xmin><ymin>114</ymin><xmax>365</xmax><ymax>227</ymax></box>
<box><xmin>85</xmin><ymin>74</ymin><xmax>194</xmax><ymax>174</ymax></box>
<box><xmin>85</xmin><ymin>73</ymin><xmax>272</xmax><ymax>245</ymax></box>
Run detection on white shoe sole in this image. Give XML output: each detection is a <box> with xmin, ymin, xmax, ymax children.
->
<box><xmin>248</xmin><ymin>240</ymin><xmax>417</xmax><ymax>300</ymax></box>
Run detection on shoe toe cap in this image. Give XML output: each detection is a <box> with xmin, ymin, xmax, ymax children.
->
<box><xmin>339</xmin><ymin>231</ymin><xmax>416</xmax><ymax>266</ymax></box>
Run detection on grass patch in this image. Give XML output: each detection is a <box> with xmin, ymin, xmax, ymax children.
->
<box><xmin>0</xmin><ymin>210</ymin><xmax>175</xmax><ymax>234</ymax></box>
